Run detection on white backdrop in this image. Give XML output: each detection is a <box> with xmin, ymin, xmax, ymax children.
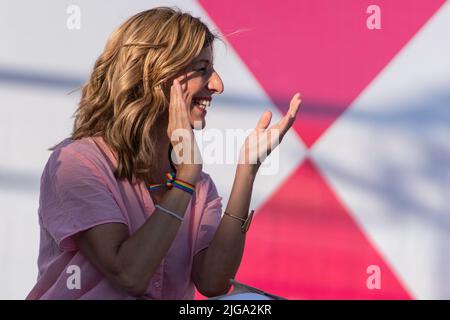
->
<box><xmin>0</xmin><ymin>0</ymin><xmax>302</xmax><ymax>299</ymax></box>
<box><xmin>0</xmin><ymin>0</ymin><xmax>449</xmax><ymax>299</ymax></box>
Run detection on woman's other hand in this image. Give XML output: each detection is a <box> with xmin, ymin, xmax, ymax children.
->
<box><xmin>238</xmin><ymin>93</ymin><xmax>302</xmax><ymax>173</ymax></box>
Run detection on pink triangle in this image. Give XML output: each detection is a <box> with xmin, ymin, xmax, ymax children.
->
<box><xmin>237</xmin><ymin>160</ymin><xmax>411</xmax><ymax>299</ymax></box>
<box><xmin>199</xmin><ymin>0</ymin><xmax>445</xmax><ymax>147</ymax></box>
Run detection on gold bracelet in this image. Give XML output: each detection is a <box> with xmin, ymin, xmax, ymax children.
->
<box><xmin>223</xmin><ymin>210</ymin><xmax>254</xmax><ymax>233</ymax></box>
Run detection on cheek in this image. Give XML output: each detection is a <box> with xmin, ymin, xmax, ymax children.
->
<box><xmin>187</xmin><ymin>76</ymin><xmax>206</xmax><ymax>96</ymax></box>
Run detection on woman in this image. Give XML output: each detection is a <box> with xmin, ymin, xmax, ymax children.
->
<box><xmin>27</xmin><ymin>7</ymin><xmax>301</xmax><ymax>299</ymax></box>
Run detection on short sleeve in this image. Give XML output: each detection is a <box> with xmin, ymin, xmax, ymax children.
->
<box><xmin>193</xmin><ymin>175</ymin><xmax>223</xmax><ymax>256</ymax></box>
<box><xmin>40</xmin><ymin>148</ymin><xmax>128</xmax><ymax>251</ymax></box>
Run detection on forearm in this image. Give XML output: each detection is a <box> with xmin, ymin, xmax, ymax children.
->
<box><xmin>200</xmin><ymin>164</ymin><xmax>256</xmax><ymax>293</ymax></box>
<box><xmin>114</xmin><ymin>169</ymin><xmax>200</xmax><ymax>294</ymax></box>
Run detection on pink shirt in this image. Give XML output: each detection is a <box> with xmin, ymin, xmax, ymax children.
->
<box><xmin>26</xmin><ymin>136</ymin><xmax>222</xmax><ymax>300</ymax></box>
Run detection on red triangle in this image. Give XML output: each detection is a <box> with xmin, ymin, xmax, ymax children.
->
<box><xmin>198</xmin><ymin>0</ymin><xmax>445</xmax><ymax>299</ymax></box>
<box><xmin>200</xmin><ymin>0</ymin><xmax>445</xmax><ymax>147</ymax></box>
<box><xmin>237</xmin><ymin>159</ymin><xmax>411</xmax><ymax>299</ymax></box>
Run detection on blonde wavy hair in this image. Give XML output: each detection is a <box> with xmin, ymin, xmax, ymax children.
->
<box><xmin>51</xmin><ymin>7</ymin><xmax>217</xmax><ymax>184</ymax></box>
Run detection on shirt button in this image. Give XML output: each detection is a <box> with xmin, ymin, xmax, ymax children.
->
<box><xmin>154</xmin><ymin>281</ymin><xmax>160</xmax><ymax>288</ymax></box>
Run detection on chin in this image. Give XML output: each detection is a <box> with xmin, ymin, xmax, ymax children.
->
<box><xmin>191</xmin><ymin>118</ymin><xmax>206</xmax><ymax>130</ymax></box>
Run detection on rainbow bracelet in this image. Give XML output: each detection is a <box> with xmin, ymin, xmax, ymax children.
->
<box><xmin>147</xmin><ymin>171</ymin><xmax>195</xmax><ymax>195</ymax></box>
<box><xmin>172</xmin><ymin>178</ymin><xmax>195</xmax><ymax>195</ymax></box>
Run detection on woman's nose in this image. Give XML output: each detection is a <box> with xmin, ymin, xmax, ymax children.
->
<box><xmin>208</xmin><ymin>71</ymin><xmax>224</xmax><ymax>94</ymax></box>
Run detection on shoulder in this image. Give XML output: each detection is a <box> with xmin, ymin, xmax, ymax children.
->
<box><xmin>45</xmin><ymin>137</ymin><xmax>110</xmax><ymax>181</ymax></box>
<box><xmin>49</xmin><ymin>137</ymin><xmax>109</xmax><ymax>169</ymax></box>
<box><xmin>49</xmin><ymin>137</ymin><xmax>101</xmax><ymax>162</ymax></box>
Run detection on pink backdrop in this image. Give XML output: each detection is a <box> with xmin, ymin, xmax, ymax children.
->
<box><xmin>197</xmin><ymin>0</ymin><xmax>447</xmax><ymax>299</ymax></box>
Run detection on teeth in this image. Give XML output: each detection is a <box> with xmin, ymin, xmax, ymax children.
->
<box><xmin>192</xmin><ymin>99</ymin><xmax>211</xmax><ymax>108</ymax></box>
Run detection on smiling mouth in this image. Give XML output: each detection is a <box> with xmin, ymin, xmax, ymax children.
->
<box><xmin>191</xmin><ymin>98</ymin><xmax>211</xmax><ymax>113</ymax></box>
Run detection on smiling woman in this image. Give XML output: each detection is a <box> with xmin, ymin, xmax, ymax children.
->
<box><xmin>26</xmin><ymin>6</ymin><xmax>300</xmax><ymax>300</ymax></box>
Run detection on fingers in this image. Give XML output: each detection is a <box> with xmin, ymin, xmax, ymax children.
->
<box><xmin>170</xmin><ymin>79</ymin><xmax>182</xmax><ymax>111</ymax></box>
<box><xmin>175</xmin><ymin>75</ymin><xmax>191</xmax><ymax>107</ymax></box>
<box><xmin>265</xmin><ymin>92</ymin><xmax>301</xmax><ymax>142</ymax></box>
<box><xmin>172</xmin><ymin>80</ymin><xmax>187</xmax><ymax>107</ymax></box>
<box><xmin>174</xmin><ymin>79</ymin><xmax>191</xmax><ymax>125</ymax></box>
<box><xmin>169</xmin><ymin>79</ymin><xmax>192</xmax><ymax>133</ymax></box>
<box><xmin>173</xmin><ymin>79</ymin><xmax>182</xmax><ymax>109</ymax></box>
<box><xmin>256</xmin><ymin>111</ymin><xmax>272</xmax><ymax>131</ymax></box>
<box><xmin>279</xmin><ymin>92</ymin><xmax>302</xmax><ymax>128</ymax></box>
<box><xmin>169</xmin><ymin>78</ymin><xmax>201</xmax><ymax>166</ymax></box>
<box><xmin>288</xmin><ymin>92</ymin><xmax>301</xmax><ymax>118</ymax></box>
<box><xmin>180</xmin><ymin>75</ymin><xmax>190</xmax><ymax>102</ymax></box>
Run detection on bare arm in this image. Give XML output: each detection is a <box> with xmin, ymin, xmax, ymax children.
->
<box><xmin>192</xmin><ymin>164</ymin><xmax>255</xmax><ymax>297</ymax></box>
<box><xmin>75</xmin><ymin>78</ymin><xmax>202</xmax><ymax>297</ymax></box>
<box><xmin>75</xmin><ymin>168</ymin><xmax>199</xmax><ymax>297</ymax></box>
<box><xmin>192</xmin><ymin>93</ymin><xmax>302</xmax><ymax>297</ymax></box>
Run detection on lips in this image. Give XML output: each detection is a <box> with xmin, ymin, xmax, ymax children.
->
<box><xmin>191</xmin><ymin>97</ymin><xmax>211</xmax><ymax>113</ymax></box>
<box><xmin>194</xmin><ymin>104</ymin><xmax>207</xmax><ymax>115</ymax></box>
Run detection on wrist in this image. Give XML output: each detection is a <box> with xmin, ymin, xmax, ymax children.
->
<box><xmin>177</xmin><ymin>165</ymin><xmax>202</xmax><ymax>185</ymax></box>
<box><xmin>236</xmin><ymin>164</ymin><xmax>258</xmax><ymax>182</ymax></box>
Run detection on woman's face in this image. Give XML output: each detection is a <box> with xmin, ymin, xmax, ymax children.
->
<box><xmin>176</xmin><ymin>46</ymin><xmax>224</xmax><ymax>129</ymax></box>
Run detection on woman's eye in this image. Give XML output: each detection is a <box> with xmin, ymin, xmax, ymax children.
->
<box><xmin>196</xmin><ymin>67</ymin><xmax>207</xmax><ymax>73</ymax></box>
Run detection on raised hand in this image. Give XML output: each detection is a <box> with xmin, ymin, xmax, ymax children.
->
<box><xmin>238</xmin><ymin>93</ymin><xmax>302</xmax><ymax>171</ymax></box>
<box><xmin>167</xmin><ymin>79</ymin><xmax>203</xmax><ymax>175</ymax></box>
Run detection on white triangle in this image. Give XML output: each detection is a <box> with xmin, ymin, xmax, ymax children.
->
<box><xmin>312</xmin><ymin>3</ymin><xmax>450</xmax><ymax>299</ymax></box>
<box><xmin>0</xmin><ymin>0</ymin><xmax>307</xmax><ymax>299</ymax></box>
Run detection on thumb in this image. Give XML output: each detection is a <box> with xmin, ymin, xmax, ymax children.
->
<box><xmin>256</xmin><ymin>111</ymin><xmax>272</xmax><ymax>130</ymax></box>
